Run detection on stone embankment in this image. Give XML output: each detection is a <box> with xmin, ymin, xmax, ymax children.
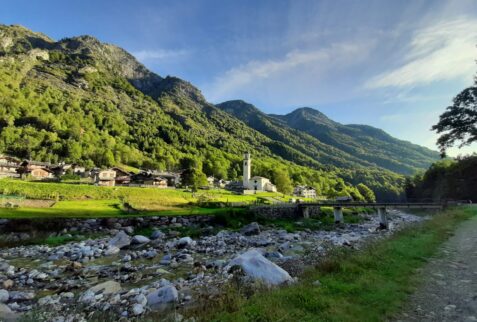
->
<box><xmin>0</xmin><ymin>211</ymin><xmax>424</xmax><ymax>321</ymax></box>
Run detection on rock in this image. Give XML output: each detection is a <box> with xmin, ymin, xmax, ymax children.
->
<box><xmin>240</xmin><ymin>222</ymin><xmax>261</xmax><ymax>236</ymax></box>
<box><xmin>9</xmin><ymin>291</ymin><xmax>35</xmax><ymax>301</ymax></box>
<box><xmin>151</xmin><ymin>230</ymin><xmax>165</xmax><ymax>240</ymax></box>
<box><xmin>132</xmin><ymin>303</ymin><xmax>144</xmax><ymax>315</ymax></box>
<box><xmin>2</xmin><ymin>280</ymin><xmax>13</xmax><ymax>290</ymax></box>
<box><xmin>88</xmin><ymin>280</ymin><xmax>121</xmax><ymax>295</ymax></box>
<box><xmin>0</xmin><ymin>290</ymin><xmax>8</xmax><ymax>303</ymax></box>
<box><xmin>145</xmin><ymin>249</ymin><xmax>158</xmax><ymax>259</ymax></box>
<box><xmin>104</xmin><ymin>246</ymin><xmax>120</xmax><ymax>255</ymax></box>
<box><xmin>131</xmin><ymin>235</ymin><xmax>151</xmax><ymax>245</ymax></box>
<box><xmin>0</xmin><ymin>303</ymin><xmax>16</xmax><ymax>321</ymax></box>
<box><xmin>176</xmin><ymin>237</ymin><xmax>195</xmax><ymax>249</ymax></box>
<box><xmin>312</xmin><ymin>280</ymin><xmax>321</xmax><ymax>286</ymax></box>
<box><xmin>160</xmin><ymin>254</ymin><xmax>172</xmax><ymax>265</ymax></box>
<box><xmin>79</xmin><ymin>290</ymin><xmax>95</xmax><ymax>304</ymax></box>
<box><xmin>109</xmin><ymin>231</ymin><xmax>131</xmax><ymax>249</ymax></box>
<box><xmin>146</xmin><ymin>285</ymin><xmax>179</xmax><ymax>311</ymax></box>
<box><xmin>228</xmin><ymin>249</ymin><xmax>293</xmax><ymax>286</ymax></box>
<box><xmin>134</xmin><ymin>294</ymin><xmax>147</xmax><ymax>306</ymax></box>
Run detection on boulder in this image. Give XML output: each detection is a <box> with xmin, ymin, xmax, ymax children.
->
<box><xmin>176</xmin><ymin>237</ymin><xmax>195</xmax><ymax>249</ymax></box>
<box><xmin>131</xmin><ymin>235</ymin><xmax>151</xmax><ymax>245</ymax></box>
<box><xmin>240</xmin><ymin>222</ymin><xmax>261</xmax><ymax>236</ymax></box>
<box><xmin>109</xmin><ymin>231</ymin><xmax>131</xmax><ymax>249</ymax></box>
<box><xmin>146</xmin><ymin>285</ymin><xmax>178</xmax><ymax>311</ymax></box>
<box><xmin>228</xmin><ymin>249</ymin><xmax>293</xmax><ymax>286</ymax></box>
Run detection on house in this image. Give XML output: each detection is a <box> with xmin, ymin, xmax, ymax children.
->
<box><xmin>0</xmin><ymin>155</ymin><xmax>21</xmax><ymax>178</ymax></box>
<box><xmin>111</xmin><ymin>167</ymin><xmax>132</xmax><ymax>186</ymax></box>
<box><xmin>294</xmin><ymin>186</ymin><xmax>317</xmax><ymax>199</ymax></box>
<box><xmin>153</xmin><ymin>171</ymin><xmax>182</xmax><ymax>187</ymax></box>
<box><xmin>130</xmin><ymin>171</ymin><xmax>167</xmax><ymax>188</ymax></box>
<box><xmin>17</xmin><ymin>160</ymin><xmax>55</xmax><ymax>180</ymax></box>
<box><xmin>92</xmin><ymin>168</ymin><xmax>117</xmax><ymax>186</ymax></box>
<box><xmin>242</xmin><ymin>153</ymin><xmax>277</xmax><ymax>192</ymax></box>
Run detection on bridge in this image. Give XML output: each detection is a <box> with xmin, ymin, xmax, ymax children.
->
<box><xmin>297</xmin><ymin>202</ymin><xmax>445</xmax><ymax>229</ymax></box>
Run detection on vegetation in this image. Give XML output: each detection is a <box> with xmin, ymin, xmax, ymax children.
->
<box><xmin>186</xmin><ymin>206</ymin><xmax>476</xmax><ymax>322</ymax></box>
<box><xmin>405</xmin><ymin>155</ymin><xmax>477</xmax><ymax>202</ymax></box>
<box><xmin>432</xmin><ymin>75</ymin><xmax>477</xmax><ymax>155</ymax></box>
<box><xmin>0</xmin><ymin>24</ymin><xmax>436</xmax><ymax>201</ymax></box>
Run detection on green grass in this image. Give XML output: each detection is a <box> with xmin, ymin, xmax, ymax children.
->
<box><xmin>189</xmin><ymin>206</ymin><xmax>476</xmax><ymax>322</ymax></box>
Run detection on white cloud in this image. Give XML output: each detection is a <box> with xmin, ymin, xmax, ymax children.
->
<box><xmin>205</xmin><ymin>41</ymin><xmax>372</xmax><ymax>102</ymax></box>
<box><xmin>133</xmin><ymin>49</ymin><xmax>189</xmax><ymax>62</ymax></box>
<box><xmin>365</xmin><ymin>17</ymin><xmax>477</xmax><ymax>89</ymax></box>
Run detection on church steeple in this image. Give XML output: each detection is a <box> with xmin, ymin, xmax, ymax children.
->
<box><xmin>243</xmin><ymin>152</ymin><xmax>251</xmax><ymax>188</ymax></box>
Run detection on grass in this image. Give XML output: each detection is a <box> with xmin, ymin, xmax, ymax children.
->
<box><xmin>186</xmin><ymin>206</ymin><xmax>477</xmax><ymax>322</ymax></box>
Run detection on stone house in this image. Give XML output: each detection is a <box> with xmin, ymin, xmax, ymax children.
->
<box><xmin>92</xmin><ymin>168</ymin><xmax>117</xmax><ymax>186</ymax></box>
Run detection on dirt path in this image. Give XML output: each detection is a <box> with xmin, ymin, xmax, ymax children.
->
<box><xmin>397</xmin><ymin>211</ymin><xmax>477</xmax><ymax>322</ymax></box>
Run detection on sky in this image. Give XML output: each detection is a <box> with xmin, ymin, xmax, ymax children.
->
<box><xmin>1</xmin><ymin>0</ymin><xmax>477</xmax><ymax>155</ymax></box>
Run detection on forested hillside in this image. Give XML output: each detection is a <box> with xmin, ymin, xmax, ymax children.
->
<box><xmin>217</xmin><ymin>101</ymin><xmax>438</xmax><ymax>175</ymax></box>
<box><xmin>0</xmin><ymin>24</ymin><xmax>429</xmax><ymax>200</ymax></box>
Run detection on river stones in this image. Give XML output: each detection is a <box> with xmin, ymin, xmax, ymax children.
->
<box><xmin>131</xmin><ymin>235</ymin><xmax>151</xmax><ymax>245</ymax></box>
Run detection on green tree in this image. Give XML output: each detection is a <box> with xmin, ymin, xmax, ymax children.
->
<box><xmin>272</xmin><ymin>168</ymin><xmax>293</xmax><ymax>194</ymax></box>
<box><xmin>356</xmin><ymin>183</ymin><xmax>376</xmax><ymax>202</ymax></box>
<box><xmin>432</xmin><ymin>79</ymin><xmax>477</xmax><ymax>155</ymax></box>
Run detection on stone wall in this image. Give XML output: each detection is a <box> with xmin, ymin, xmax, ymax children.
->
<box><xmin>250</xmin><ymin>204</ymin><xmax>300</xmax><ymax>219</ymax></box>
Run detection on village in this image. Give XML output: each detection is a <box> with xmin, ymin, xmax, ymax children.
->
<box><xmin>0</xmin><ymin>153</ymin><xmax>318</xmax><ymax>199</ymax></box>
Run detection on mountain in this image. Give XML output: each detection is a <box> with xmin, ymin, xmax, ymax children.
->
<box><xmin>0</xmin><ymin>24</ymin><xmax>430</xmax><ymax>200</ymax></box>
<box><xmin>217</xmin><ymin>101</ymin><xmax>439</xmax><ymax>175</ymax></box>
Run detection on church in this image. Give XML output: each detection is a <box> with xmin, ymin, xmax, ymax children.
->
<box><xmin>242</xmin><ymin>152</ymin><xmax>277</xmax><ymax>192</ymax></box>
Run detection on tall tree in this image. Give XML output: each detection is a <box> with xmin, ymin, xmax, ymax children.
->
<box><xmin>432</xmin><ymin>78</ymin><xmax>477</xmax><ymax>155</ymax></box>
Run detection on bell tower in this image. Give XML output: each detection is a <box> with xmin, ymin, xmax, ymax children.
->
<box><xmin>243</xmin><ymin>152</ymin><xmax>251</xmax><ymax>188</ymax></box>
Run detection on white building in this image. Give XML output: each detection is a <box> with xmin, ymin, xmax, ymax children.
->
<box><xmin>294</xmin><ymin>186</ymin><xmax>317</xmax><ymax>199</ymax></box>
<box><xmin>242</xmin><ymin>153</ymin><xmax>277</xmax><ymax>192</ymax></box>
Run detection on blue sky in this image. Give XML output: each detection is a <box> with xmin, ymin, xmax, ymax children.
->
<box><xmin>1</xmin><ymin>0</ymin><xmax>477</xmax><ymax>155</ymax></box>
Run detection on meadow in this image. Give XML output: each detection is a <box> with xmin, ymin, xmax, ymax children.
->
<box><xmin>0</xmin><ymin>179</ymin><xmax>297</xmax><ymax>218</ymax></box>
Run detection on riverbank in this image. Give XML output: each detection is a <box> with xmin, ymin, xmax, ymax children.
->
<box><xmin>202</xmin><ymin>206</ymin><xmax>476</xmax><ymax>322</ymax></box>
<box><xmin>0</xmin><ymin>208</ymin><xmax>421</xmax><ymax>321</ymax></box>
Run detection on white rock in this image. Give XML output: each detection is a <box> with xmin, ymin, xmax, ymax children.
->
<box><xmin>88</xmin><ymin>280</ymin><xmax>121</xmax><ymax>295</ymax></box>
<box><xmin>131</xmin><ymin>235</ymin><xmax>151</xmax><ymax>244</ymax></box>
<box><xmin>228</xmin><ymin>249</ymin><xmax>293</xmax><ymax>286</ymax></box>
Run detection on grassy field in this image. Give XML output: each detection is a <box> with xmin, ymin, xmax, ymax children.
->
<box><xmin>0</xmin><ymin>179</ymin><xmax>301</xmax><ymax>218</ymax></box>
<box><xmin>185</xmin><ymin>206</ymin><xmax>477</xmax><ymax>322</ymax></box>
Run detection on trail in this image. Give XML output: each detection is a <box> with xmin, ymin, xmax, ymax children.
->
<box><xmin>398</xmin><ymin>210</ymin><xmax>477</xmax><ymax>322</ymax></box>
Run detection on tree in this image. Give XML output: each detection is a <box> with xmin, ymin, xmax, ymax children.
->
<box><xmin>432</xmin><ymin>81</ymin><xmax>477</xmax><ymax>155</ymax></box>
<box><xmin>181</xmin><ymin>168</ymin><xmax>207</xmax><ymax>191</ymax></box>
<box><xmin>356</xmin><ymin>183</ymin><xmax>376</xmax><ymax>202</ymax></box>
<box><xmin>272</xmin><ymin>168</ymin><xmax>293</xmax><ymax>195</ymax></box>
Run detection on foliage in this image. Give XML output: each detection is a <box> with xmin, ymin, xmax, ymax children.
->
<box><xmin>405</xmin><ymin>155</ymin><xmax>477</xmax><ymax>202</ymax></box>
<box><xmin>432</xmin><ymin>79</ymin><xmax>477</xmax><ymax>155</ymax></box>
